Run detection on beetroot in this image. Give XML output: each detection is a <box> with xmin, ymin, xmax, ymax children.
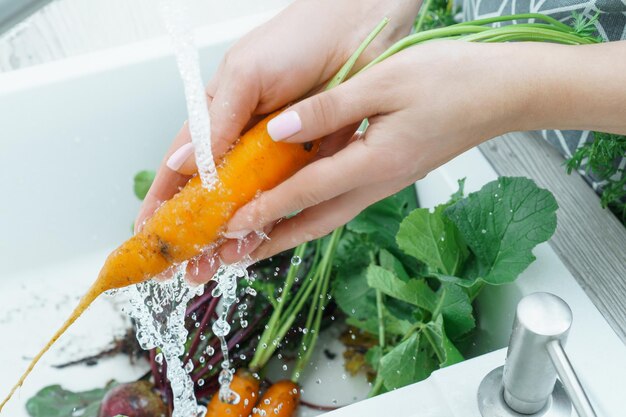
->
<box><xmin>98</xmin><ymin>381</ymin><xmax>167</xmax><ymax>417</ymax></box>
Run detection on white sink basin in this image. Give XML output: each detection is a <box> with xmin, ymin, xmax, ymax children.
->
<box><xmin>0</xmin><ymin>8</ymin><xmax>624</xmax><ymax>417</ymax></box>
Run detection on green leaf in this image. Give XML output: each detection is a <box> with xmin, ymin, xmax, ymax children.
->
<box><xmin>438</xmin><ymin>283</ymin><xmax>475</xmax><ymax>339</ymax></box>
<box><xmin>133</xmin><ymin>170</ymin><xmax>156</xmax><ymax>200</ymax></box>
<box><xmin>444</xmin><ymin>177</ymin><xmax>558</xmax><ymax>285</ymax></box>
<box><xmin>333</xmin><ymin>266</ymin><xmax>377</xmax><ymax>320</ymax></box>
<box><xmin>26</xmin><ymin>382</ymin><xmax>117</xmax><ymax>417</ymax></box>
<box><xmin>378</xmin><ymin>249</ymin><xmax>410</xmax><ymax>282</ymax></box>
<box><xmin>449</xmin><ymin>178</ymin><xmax>466</xmax><ymax>203</ymax></box>
<box><xmin>423</xmin><ymin>315</ymin><xmax>464</xmax><ymax>368</ymax></box>
<box><xmin>348</xmin><ymin>186</ymin><xmax>417</xmax><ymax>248</ymax></box>
<box><xmin>347</xmin><ymin>304</ymin><xmax>413</xmax><ymax>337</ymax></box>
<box><xmin>378</xmin><ymin>332</ymin><xmax>437</xmax><ymax>390</ymax></box>
<box><xmin>397</xmin><ymin>205</ymin><xmax>468</xmax><ymax>276</ymax></box>
<box><xmin>366</xmin><ymin>265</ymin><xmax>436</xmax><ymax>312</ymax></box>
<box><xmin>365</xmin><ymin>346</ymin><xmax>383</xmax><ymax>371</ymax></box>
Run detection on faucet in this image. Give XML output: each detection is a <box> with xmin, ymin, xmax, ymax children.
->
<box><xmin>478</xmin><ymin>292</ymin><xmax>598</xmax><ymax>417</ymax></box>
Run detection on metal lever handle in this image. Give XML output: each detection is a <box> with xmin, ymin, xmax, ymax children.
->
<box><xmin>503</xmin><ymin>292</ymin><xmax>597</xmax><ymax>416</ymax></box>
<box><xmin>547</xmin><ymin>340</ymin><xmax>597</xmax><ymax>417</ymax></box>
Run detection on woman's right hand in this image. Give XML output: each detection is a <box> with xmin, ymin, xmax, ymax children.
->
<box><xmin>136</xmin><ymin>0</ymin><xmax>421</xmax><ymax>283</ymax></box>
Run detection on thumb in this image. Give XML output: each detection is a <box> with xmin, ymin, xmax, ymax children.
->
<box><xmin>267</xmin><ymin>76</ymin><xmax>379</xmax><ymax>144</ymax></box>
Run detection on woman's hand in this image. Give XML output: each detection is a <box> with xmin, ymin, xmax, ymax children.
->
<box><xmin>223</xmin><ymin>38</ymin><xmax>626</xmax><ymax>262</ymax></box>
<box><xmin>136</xmin><ymin>0</ymin><xmax>420</xmax><ymax>282</ymax></box>
<box><xmin>221</xmin><ymin>40</ymin><xmax>610</xmax><ymax>261</ymax></box>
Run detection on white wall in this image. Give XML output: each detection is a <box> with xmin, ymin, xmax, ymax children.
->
<box><xmin>0</xmin><ymin>0</ymin><xmax>292</xmax><ymax>72</ymax></box>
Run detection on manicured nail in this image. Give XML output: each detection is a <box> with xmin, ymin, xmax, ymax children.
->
<box><xmin>267</xmin><ymin>111</ymin><xmax>302</xmax><ymax>141</ymax></box>
<box><xmin>223</xmin><ymin>230</ymin><xmax>251</xmax><ymax>240</ymax></box>
<box><xmin>166</xmin><ymin>142</ymin><xmax>194</xmax><ymax>171</ymax></box>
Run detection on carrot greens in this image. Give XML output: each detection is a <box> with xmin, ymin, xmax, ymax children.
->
<box><xmin>333</xmin><ymin>177</ymin><xmax>557</xmax><ymax>395</ymax></box>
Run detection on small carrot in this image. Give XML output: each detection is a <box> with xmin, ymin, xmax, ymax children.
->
<box><xmin>206</xmin><ymin>369</ymin><xmax>260</xmax><ymax>417</ymax></box>
<box><xmin>253</xmin><ymin>380</ymin><xmax>300</xmax><ymax>417</ymax></box>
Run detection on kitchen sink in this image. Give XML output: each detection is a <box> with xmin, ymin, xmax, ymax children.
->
<box><xmin>0</xmin><ymin>9</ymin><xmax>624</xmax><ymax>417</ymax></box>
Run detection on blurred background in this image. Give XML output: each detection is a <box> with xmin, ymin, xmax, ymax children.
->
<box><xmin>0</xmin><ymin>0</ymin><xmax>292</xmax><ymax>72</ymax></box>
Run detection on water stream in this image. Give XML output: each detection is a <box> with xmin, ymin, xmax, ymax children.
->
<box><xmin>158</xmin><ymin>0</ymin><xmax>217</xmax><ymax>189</ymax></box>
<box><xmin>122</xmin><ymin>263</ymin><xmax>205</xmax><ymax>417</ymax></box>
<box><xmin>122</xmin><ymin>2</ymin><xmax>252</xmax><ymax>415</ymax></box>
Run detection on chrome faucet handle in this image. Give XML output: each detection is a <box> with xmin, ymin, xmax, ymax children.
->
<box><xmin>546</xmin><ymin>340</ymin><xmax>597</xmax><ymax>417</ymax></box>
<box><xmin>478</xmin><ymin>292</ymin><xmax>598</xmax><ymax>417</ymax></box>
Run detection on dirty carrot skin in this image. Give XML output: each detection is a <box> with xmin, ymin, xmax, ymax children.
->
<box><xmin>253</xmin><ymin>380</ymin><xmax>300</xmax><ymax>417</ymax></box>
<box><xmin>206</xmin><ymin>370</ymin><xmax>261</xmax><ymax>417</ymax></box>
<box><xmin>0</xmin><ymin>113</ymin><xmax>319</xmax><ymax>412</ymax></box>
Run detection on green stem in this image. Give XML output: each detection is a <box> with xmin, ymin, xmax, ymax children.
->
<box><xmin>413</xmin><ymin>0</ymin><xmax>433</xmax><ymax>33</ymax></box>
<box><xmin>453</xmin><ymin>13</ymin><xmax>572</xmax><ymax>31</ymax></box>
<box><xmin>431</xmin><ymin>287</ymin><xmax>447</xmax><ymax>319</ymax></box>
<box><xmin>368</xmin><ymin>376</ymin><xmax>385</xmax><ymax>398</ymax></box>
<box><xmin>325</xmin><ymin>18</ymin><xmax>390</xmax><ymax>90</ymax></box>
<box><xmin>249</xmin><ymin>244</ymin><xmax>307</xmax><ymax>370</ymax></box>
<box><xmin>292</xmin><ymin>228</ymin><xmax>343</xmax><ymax>381</ymax></box>
<box><xmin>376</xmin><ymin>290</ymin><xmax>385</xmax><ymax>349</ymax></box>
<box><xmin>459</xmin><ymin>26</ymin><xmax>596</xmax><ymax>44</ymax></box>
<box><xmin>357</xmin><ymin>17</ymin><xmax>596</xmax><ymax>77</ymax></box>
<box><xmin>358</xmin><ymin>26</ymin><xmax>490</xmax><ymax>74</ymax></box>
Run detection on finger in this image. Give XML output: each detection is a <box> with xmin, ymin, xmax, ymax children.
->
<box><xmin>218</xmin><ymin>223</ymin><xmax>275</xmax><ymax>265</ymax></box>
<box><xmin>186</xmin><ymin>252</ymin><xmax>221</xmax><ymax>286</ymax></box>
<box><xmin>265</xmin><ymin>74</ymin><xmax>382</xmax><ymax>143</ymax></box>
<box><xmin>251</xmin><ymin>179</ymin><xmax>405</xmax><ymax>260</ymax></box>
<box><xmin>226</xmin><ymin>138</ymin><xmax>391</xmax><ymax>235</ymax></box>
<box><xmin>209</xmin><ymin>67</ymin><xmax>260</xmax><ymax>157</ymax></box>
<box><xmin>135</xmin><ymin>123</ymin><xmax>194</xmax><ymax>233</ymax></box>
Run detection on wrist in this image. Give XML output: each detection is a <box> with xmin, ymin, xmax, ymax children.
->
<box><xmin>504</xmin><ymin>42</ymin><xmax>626</xmax><ymax>135</ymax></box>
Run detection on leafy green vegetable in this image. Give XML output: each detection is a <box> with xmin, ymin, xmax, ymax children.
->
<box><xmin>444</xmin><ymin>176</ymin><xmax>558</xmax><ymax>286</ymax></box>
<box><xmin>133</xmin><ymin>170</ymin><xmax>156</xmax><ymax>200</ymax></box>
<box><xmin>26</xmin><ymin>381</ymin><xmax>117</xmax><ymax>417</ymax></box>
<box><xmin>571</xmin><ymin>11</ymin><xmax>601</xmax><ymax>39</ymax></box>
<box><xmin>397</xmin><ymin>205</ymin><xmax>468</xmax><ymax>276</ymax></box>
<box><xmin>366</xmin><ymin>265</ymin><xmax>435</xmax><ymax>312</ymax></box>
<box><xmin>348</xmin><ymin>186</ymin><xmax>417</xmax><ymax>249</ymax></box>
<box><xmin>567</xmin><ymin>131</ymin><xmax>626</xmax><ymax>224</ymax></box>
<box><xmin>422</xmin><ymin>316</ymin><xmax>463</xmax><ymax>367</ymax></box>
<box><xmin>333</xmin><ymin>177</ymin><xmax>557</xmax><ymax>396</ymax></box>
<box><xmin>377</xmin><ymin>332</ymin><xmax>436</xmax><ymax>391</ymax></box>
<box><xmin>438</xmin><ymin>283</ymin><xmax>474</xmax><ymax>339</ymax></box>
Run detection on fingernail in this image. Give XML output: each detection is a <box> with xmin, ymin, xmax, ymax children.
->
<box><xmin>166</xmin><ymin>142</ymin><xmax>194</xmax><ymax>171</ymax></box>
<box><xmin>267</xmin><ymin>111</ymin><xmax>302</xmax><ymax>141</ymax></box>
<box><xmin>223</xmin><ymin>230</ymin><xmax>251</xmax><ymax>240</ymax></box>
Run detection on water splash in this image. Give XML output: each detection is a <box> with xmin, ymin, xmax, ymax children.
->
<box><xmin>210</xmin><ymin>260</ymin><xmax>253</xmax><ymax>404</ymax></box>
<box><xmin>159</xmin><ymin>0</ymin><xmax>217</xmax><ymax>189</ymax></box>
<box><xmin>122</xmin><ymin>263</ymin><xmax>205</xmax><ymax>417</ymax></box>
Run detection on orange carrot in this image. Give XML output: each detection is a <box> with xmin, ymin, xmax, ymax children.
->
<box><xmin>253</xmin><ymin>380</ymin><xmax>300</xmax><ymax>417</ymax></box>
<box><xmin>0</xmin><ymin>112</ymin><xmax>318</xmax><ymax>412</ymax></box>
<box><xmin>206</xmin><ymin>369</ymin><xmax>261</xmax><ymax>417</ymax></box>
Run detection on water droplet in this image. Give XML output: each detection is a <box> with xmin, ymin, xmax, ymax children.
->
<box><xmin>290</xmin><ymin>256</ymin><xmax>302</xmax><ymax>266</ymax></box>
<box><xmin>282</xmin><ymin>364</ymin><xmax>288</xmax><ymax>371</ymax></box>
<box><xmin>198</xmin><ymin>379</ymin><xmax>205</xmax><ymax>387</ymax></box>
<box><xmin>481</xmin><ymin>229</ymin><xmax>487</xmax><ymax>234</ymax></box>
<box><xmin>315</xmin><ymin>379</ymin><xmax>322</xmax><ymax>384</ymax></box>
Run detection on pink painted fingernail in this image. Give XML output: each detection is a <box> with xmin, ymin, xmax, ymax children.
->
<box><xmin>166</xmin><ymin>142</ymin><xmax>194</xmax><ymax>171</ymax></box>
<box><xmin>223</xmin><ymin>230</ymin><xmax>251</xmax><ymax>240</ymax></box>
<box><xmin>267</xmin><ymin>111</ymin><xmax>302</xmax><ymax>141</ymax></box>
